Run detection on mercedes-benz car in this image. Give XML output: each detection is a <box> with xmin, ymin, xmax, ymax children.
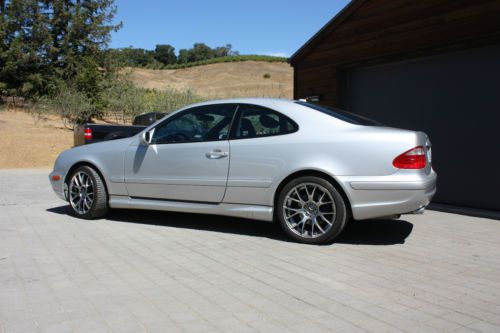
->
<box><xmin>49</xmin><ymin>98</ymin><xmax>436</xmax><ymax>244</ymax></box>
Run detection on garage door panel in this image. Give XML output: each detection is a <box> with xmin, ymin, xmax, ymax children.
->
<box><xmin>342</xmin><ymin>44</ymin><xmax>500</xmax><ymax>211</ymax></box>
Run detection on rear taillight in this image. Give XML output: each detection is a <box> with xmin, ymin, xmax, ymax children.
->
<box><xmin>84</xmin><ymin>127</ymin><xmax>92</xmax><ymax>140</ymax></box>
<box><xmin>393</xmin><ymin>146</ymin><xmax>426</xmax><ymax>169</ymax></box>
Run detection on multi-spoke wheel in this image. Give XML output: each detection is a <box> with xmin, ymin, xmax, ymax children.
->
<box><xmin>277</xmin><ymin>176</ymin><xmax>348</xmax><ymax>244</ymax></box>
<box><xmin>68</xmin><ymin>166</ymin><xmax>108</xmax><ymax>219</ymax></box>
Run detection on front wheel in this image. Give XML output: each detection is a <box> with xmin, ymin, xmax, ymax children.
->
<box><xmin>277</xmin><ymin>176</ymin><xmax>348</xmax><ymax>244</ymax></box>
<box><xmin>68</xmin><ymin>166</ymin><xmax>109</xmax><ymax>219</ymax></box>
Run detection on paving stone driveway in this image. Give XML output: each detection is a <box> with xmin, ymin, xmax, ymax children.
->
<box><xmin>0</xmin><ymin>169</ymin><xmax>499</xmax><ymax>333</ymax></box>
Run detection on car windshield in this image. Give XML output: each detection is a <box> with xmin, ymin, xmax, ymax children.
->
<box><xmin>295</xmin><ymin>101</ymin><xmax>383</xmax><ymax>126</ymax></box>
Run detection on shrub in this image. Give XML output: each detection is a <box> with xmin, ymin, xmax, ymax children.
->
<box><xmin>263</xmin><ymin>73</ymin><xmax>271</xmax><ymax>79</ymax></box>
<box><xmin>154</xmin><ymin>55</ymin><xmax>287</xmax><ymax>70</ymax></box>
<box><xmin>103</xmin><ymin>76</ymin><xmax>204</xmax><ymax>122</ymax></box>
<box><xmin>46</xmin><ymin>86</ymin><xmax>97</xmax><ymax>129</ymax></box>
<box><xmin>27</xmin><ymin>75</ymin><xmax>206</xmax><ymax>127</ymax></box>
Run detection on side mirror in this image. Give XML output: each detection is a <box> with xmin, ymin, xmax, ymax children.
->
<box><xmin>140</xmin><ymin>130</ymin><xmax>152</xmax><ymax>145</ymax></box>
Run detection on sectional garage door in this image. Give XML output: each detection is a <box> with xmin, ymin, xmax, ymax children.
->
<box><xmin>340</xmin><ymin>44</ymin><xmax>500</xmax><ymax>211</ymax></box>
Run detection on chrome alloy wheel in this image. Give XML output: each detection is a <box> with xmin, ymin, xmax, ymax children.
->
<box><xmin>69</xmin><ymin>171</ymin><xmax>94</xmax><ymax>215</ymax></box>
<box><xmin>283</xmin><ymin>183</ymin><xmax>336</xmax><ymax>238</ymax></box>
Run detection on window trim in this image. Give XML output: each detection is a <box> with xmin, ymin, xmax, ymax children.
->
<box><xmin>150</xmin><ymin>104</ymin><xmax>239</xmax><ymax>145</ymax></box>
<box><xmin>229</xmin><ymin>104</ymin><xmax>299</xmax><ymax>141</ymax></box>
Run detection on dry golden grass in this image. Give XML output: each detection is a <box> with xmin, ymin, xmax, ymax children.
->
<box><xmin>126</xmin><ymin>61</ymin><xmax>293</xmax><ymax>99</ymax></box>
<box><xmin>0</xmin><ymin>110</ymin><xmax>73</xmax><ymax>168</ymax></box>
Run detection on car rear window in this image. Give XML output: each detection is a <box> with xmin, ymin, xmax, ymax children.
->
<box><xmin>295</xmin><ymin>101</ymin><xmax>383</xmax><ymax>126</ymax></box>
<box><xmin>234</xmin><ymin>104</ymin><xmax>298</xmax><ymax>139</ymax></box>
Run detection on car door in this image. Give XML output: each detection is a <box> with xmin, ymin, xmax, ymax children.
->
<box><xmin>224</xmin><ymin>104</ymin><xmax>299</xmax><ymax>206</ymax></box>
<box><xmin>124</xmin><ymin>104</ymin><xmax>236</xmax><ymax>203</ymax></box>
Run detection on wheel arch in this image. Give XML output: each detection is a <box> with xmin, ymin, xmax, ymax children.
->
<box><xmin>273</xmin><ymin>169</ymin><xmax>353</xmax><ymax>219</ymax></box>
<box><xmin>64</xmin><ymin>161</ymin><xmax>109</xmax><ymax>199</ymax></box>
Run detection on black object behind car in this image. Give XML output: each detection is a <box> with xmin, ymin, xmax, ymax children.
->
<box><xmin>133</xmin><ymin>112</ymin><xmax>165</xmax><ymax>126</ymax></box>
<box><xmin>74</xmin><ymin>112</ymin><xmax>166</xmax><ymax>146</ymax></box>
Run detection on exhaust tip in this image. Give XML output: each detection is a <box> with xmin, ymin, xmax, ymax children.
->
<box><xmin>412</xmin><ymin>206</ymin><xmax>426</xmax><ymax>214</ymax></box>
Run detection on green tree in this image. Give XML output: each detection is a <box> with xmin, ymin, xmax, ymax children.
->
<box><xmin>177</xmin><ymin>49</ymin><xmax>189</xmax><ymax>64</ymax></box>
<box><xmin>189</xmin><ymin>43</ymin><xmax>215</xmax><ymax>62</ymax></box>
<box><xmin>53</xmin><ymin>0</ymin><xmax>121</xmax><ymax>80</ymax></box>
<box><xmin>0</xmin><ymin>0</ymin><xmax>121</xmax><ymax>104</ymax></box>
<box><xmin>107</xmin><ymin>43</ymin><xmax>241</xmax><ymax>67</ymax></box>
<box><xmin>0</xmin><ymin>0</ymin><xmax>51</xmax><ymax>98</ymax></box>
<box><xmin>113</xmin><ymin>47</ymin><xmax>155</xmax><ymax>67</ymax></box>
<box><xmin>214</xmin><ymin>44</ymin><xmax>238</xmax><ymax>57</ymax></box>
<box><xmin>0</xmin><ymin>0</ymin><xmax>8</xmax><ymax>97</ymax></box>
<box><xmin>154</xmin><ymin>44</ymin><xmax>176</xmax><ymax>65</ymax></box>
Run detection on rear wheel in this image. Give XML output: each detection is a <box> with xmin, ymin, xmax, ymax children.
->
<box><xmin>68</xmin><ymin>166</ymin><xmax>108</xmax><ymax>219</ymax></box>
<box><xmin>277</xmin><ymin>176</ymin><xmax>348</xmax><ymax>244</ymax></box>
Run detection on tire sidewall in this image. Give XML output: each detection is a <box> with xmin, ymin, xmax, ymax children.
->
<box><xmin>69</xmin><ymin>166</ymin><xmax>104</xmax><ymax>219</ymax></box>
<box><xmin>277</xmin><ymin>176</ymin><xmax>347</xmax><ymax>244</ymax></box>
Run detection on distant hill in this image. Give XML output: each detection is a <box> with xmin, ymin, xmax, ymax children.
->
<box><xmin>126</xmin><ymin>60</ymin><xmax>293</xmax><ymax>99</ymax></box>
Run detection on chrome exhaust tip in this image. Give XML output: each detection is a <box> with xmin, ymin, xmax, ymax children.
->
<box><xmin>412</xmin><ymin>206</ymin><xmax>426</xmax><ymax>214</ymax></box>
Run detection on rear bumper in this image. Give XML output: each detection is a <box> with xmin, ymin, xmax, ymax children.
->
<box><xmin>339</xmin><ymin>170</ymin><xmax>437</xmax><ymax>220</ymax></box>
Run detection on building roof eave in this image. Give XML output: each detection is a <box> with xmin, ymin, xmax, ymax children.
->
<box><xmin>288</xmin><ymin>0</ymin><xmax>367</xmax><ymax>65</ymax></box>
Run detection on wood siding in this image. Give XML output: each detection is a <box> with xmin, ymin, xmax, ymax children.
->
<box><xmin>291</xmin><ymin>0</ymin><xmax>500</xmax><ymax>106</ymax></box>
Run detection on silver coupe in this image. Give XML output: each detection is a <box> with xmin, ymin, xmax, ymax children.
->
<box><xmin>50</xmin><ymin>98</ymin><xmax>437</xmax><ymax>244</ymax></box>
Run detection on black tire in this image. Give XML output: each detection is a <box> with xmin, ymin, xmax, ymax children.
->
<box><xmin>68</xmin><ymin>166</ymin><xmax>109</xmax><ymax>219</ymax></box>
<box><xmin>277</xmin><ymin>176</ymin><xmax>348</xmax><ymax>245</ymax></box>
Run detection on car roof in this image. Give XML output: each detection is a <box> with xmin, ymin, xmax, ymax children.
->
<box><xmin>158</xmin><ymin>97</ymin><xmax>358</xmax><ymax>132</ymax></box>
<box><xmin>184</xmin><ymin>98</ymin><xmax>296</xmax><ymax>110</ymax></box>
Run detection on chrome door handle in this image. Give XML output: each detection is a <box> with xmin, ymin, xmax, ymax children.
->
<box><xmin>206</xmin><ymin>149</ymin><xmax>229</xmax><ymax>159</ymax></box>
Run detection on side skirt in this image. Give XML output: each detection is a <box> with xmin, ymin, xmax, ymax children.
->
<box><xmin>109</xmin><ymin>195</ymin><xmax>274</xmax><ymax>222</ymax></box>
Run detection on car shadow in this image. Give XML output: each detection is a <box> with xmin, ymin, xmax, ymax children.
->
<box><xmin>47</xmin><ymin>206</ymin><xmax>413</xmax><ymax>245</ymax></box>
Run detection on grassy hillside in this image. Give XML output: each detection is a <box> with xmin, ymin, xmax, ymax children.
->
<box><xmin>160</xmin><ymin>55</ymin><xmax>287</xmax><ymax>69</ymax></box>
<box><xmin>126</xmin><ymin>60</ymin><xmax>293</xmax><ymax>99</ymax></box>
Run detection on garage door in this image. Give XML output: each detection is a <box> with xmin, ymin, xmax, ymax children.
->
<box><xmin>340</xmin><ymin>44</ymin><xmax>500</xmax><ymax>211</ymax></box>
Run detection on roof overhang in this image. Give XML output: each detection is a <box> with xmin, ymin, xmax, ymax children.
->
<box><xmin>288</xmin><ymin>0</ymin><xmax>367</xmax><ymax>66</ymax></box>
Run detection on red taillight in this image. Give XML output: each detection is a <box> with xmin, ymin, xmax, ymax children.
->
<box><xmin>84</xmin><ymin>127</ymin><xmax>92</xmax><ymax>140</ymax></box>
<box><xmin>393</xmin><ymin>146</ymin><xmax>426</xmax><ymax>169</ymax></box>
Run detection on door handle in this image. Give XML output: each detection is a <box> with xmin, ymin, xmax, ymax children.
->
<box><xmin>206</xmin><ymin>149</ymin><xmax>229</xmax><ymax>159</ymax></box>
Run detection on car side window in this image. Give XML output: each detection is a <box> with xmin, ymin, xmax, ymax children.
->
<box><xmin>151</xmin><ymin>104</ymin><xmax>236</xmax><ymax>144</ymax></box>
<box><xmin>234</xmin><ymin>104</ymin><xmax>298</xmax><ymax>139</ymax></box>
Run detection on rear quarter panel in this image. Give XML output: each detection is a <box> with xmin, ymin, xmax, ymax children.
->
<box><xmin>224</xmin><ymin>104</ymin><xmax>422</xmax><ymax>207</ymax></box>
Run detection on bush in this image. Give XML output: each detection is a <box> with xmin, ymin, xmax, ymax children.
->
<box><xmin>104</xmin><ymin>76</ymin><xmax>204</xmax><ymax>122</ymax></box>
<box><xmin>27</xmin><ymin>74</ymin><xmax>205</xmax><ymax>127</ymax></box>
<box><xmin>143</xmin><ymin>55</ymin><xmax>287</xmax><ymax>70</ymax></box>
<box><xmin>45</xmin><ymin>86</ymin><xmax>97</xmax><ymax>129</ymax></box>
<box><xmin>263</xmin><ymin>73</ymin><xmax>271</xmax><ymax>79</ymax></box>
<box><xmin>103</xmin><ymin>79</ymin><xmax>142</xmax><ymax>122</ymax></box>
<box><xmin>139</xmin><ymin>88</ymin><xmax>202</xmax><ymax>114</ymax></box>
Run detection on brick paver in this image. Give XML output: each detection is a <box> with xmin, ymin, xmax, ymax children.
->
<box><xmin>0</xmin><ymin>169</ymin><xmax>499</xmax><ymax>332</ymax></box>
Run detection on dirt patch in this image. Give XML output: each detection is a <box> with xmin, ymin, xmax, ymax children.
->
<box><xmin>0</xmin><ymin>110</ymin><xmax>73</xmax><ymax>168</ymax></box>
<box><xmin>127</xmin><ymin>61</ymin><xmax>293</xmax><ymax>99</ymax></box>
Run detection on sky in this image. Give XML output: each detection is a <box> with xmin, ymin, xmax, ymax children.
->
<box><xmin>110</xmin><ymin>0</ymin><xmax>351</xmax><ymax>57</ymax></box>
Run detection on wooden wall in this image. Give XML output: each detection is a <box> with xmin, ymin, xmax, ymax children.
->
<box><xmin>291</xmin><ymin>0</ymin><xmax>500</xmax><ymax>106</ymax></box>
